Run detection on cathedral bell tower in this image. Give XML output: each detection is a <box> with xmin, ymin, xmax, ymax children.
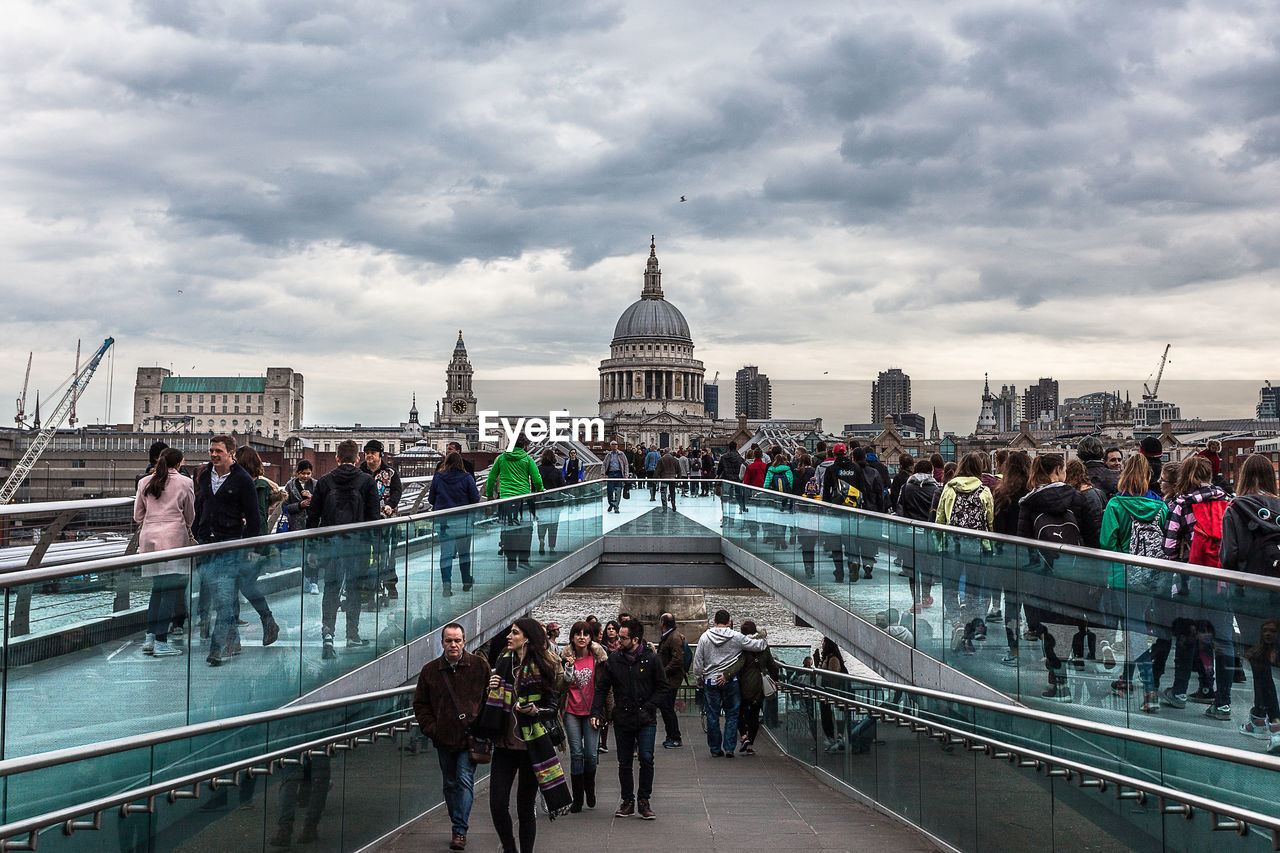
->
<box><xmin>438</xmin><ymin>330</ymin><xmax>478</xmax><ymax>430</ymax></box>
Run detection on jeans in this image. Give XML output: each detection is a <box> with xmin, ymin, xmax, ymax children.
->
<box><xmin>1171</xmin><ymin>616</ymin><xmax>1236</xmax><ymax>705</ymax></box>
<box><xmin>740</xmin><ymin>694</ymin><xmax>763</xmax><ymax>745</ymax></box>
<box><xmin>1251</xmin><ymin>658</ymin><xmax>1280</xmax><ymax>721</ymax></box>
<box><xmin>490</xmin><ymin>747</ymin><xmax>537</xmax><ymax>853</ymax></box>
<box><xmin>146</xmin><ymin>574</ymin><xmax>186</xmax><ymax>641</ymax></box>
<box><xmin>613</xmin><ymin>724</ymin><xmax>656</xmax><ymax>803</ymax></box>
<box><xmin>606</xmin><ymin>476</ymin><xmax>623</xmax><ymax>509</ymax></box>
<box><xmin>438</xmin><ymin>523</ymin><xmax>473</xmax><ymax>585</ymax></box>
<box><xmin>703</xmin><ymin>679</ymin><xmax>740</xmax><ymax>754</ymax></box>
<box><xmin>204</xmin><ymin>552</ymin><xmax>240</xmax><ymax>655</ymax></box>
<box><xmin>660</xmin><ymin>482</ymin><xmax>677</xmax><ymax>509</ymax></box>
<box><xmin>277</xmin><ymin>755</ymin><xmax>331</xmax><ymax>832</ymax></box>
<box><xmin>563</xmin><ymin>713</ymin><xmax>599</xmax><ymax>775</ymax></box>
<box><xmin>437</xmin><ymin>747</ymin><xmax>476</xmax><ymax>836</ymax></box>
<box><xmin>321</xmin><ymin>536</ymin><xmax>367</xmax><ymax>639</ymax></box>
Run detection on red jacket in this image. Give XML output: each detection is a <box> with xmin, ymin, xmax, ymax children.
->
<box><xmin>743</xmin><ymin>459</ymin><xmax>768</xmax><ymax>487</ymax></box>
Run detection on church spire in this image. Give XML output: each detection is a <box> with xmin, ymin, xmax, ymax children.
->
<box><xmin>642</xmin><ymin>235</ymin><xmax>664</xmax><ymax>299</ymax></box>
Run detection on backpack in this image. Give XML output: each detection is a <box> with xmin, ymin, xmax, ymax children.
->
<box><xmin>948</xmin><ymin>489</ymin><xmax>988</xmax><ymax>531</ymax></box>
<box><xmin>772</xmin><ymin>469</ymin><xmax>791</xmax><ymax>493</ymax></box>
<box><xmin>328</xmin><ymin>477</ymin><xmax>366</xmax><ymax>526</ymax></box>
<box><xmin>1189</xmin><ymin>499</ymin><xmax>1229</xmax><ymax>568</ymax></box>
<box><xmin>1033</xmin><ymin>507</ymin><xmax>1083</xmax><ymax>546</ymax></box>
<box><xmin>682</xmin><ymin>638</ymin><xmax>693</xmax><ymax>673</ymax></box>
<box><xmin>1243</xmin><ymin>526</ymin><xmax>1280</xmax><ymax>577</ymax></box>
<box><xmin>1127</xmin><ymin>517</ymin><xmax>1165</xmax><ymax>559</ymax></box>
<box><xmin>835</xmin><ymin>478</ymin><xmax>861</xmax><ymax>508</ymax></box>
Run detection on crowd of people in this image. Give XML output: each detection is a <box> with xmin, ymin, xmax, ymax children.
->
<box><xmin>411</xmin><ymin>606</ymin><xmax>779</xmax><ymax>852</ymax></box>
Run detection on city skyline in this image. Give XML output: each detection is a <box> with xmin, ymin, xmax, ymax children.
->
<box><xmin>4</xmin><ymin>1</ymin><xmax>1280</xmax><ymax>430</ymax></box>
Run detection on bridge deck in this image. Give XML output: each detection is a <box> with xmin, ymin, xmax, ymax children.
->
<box><xmin>380</xmin><ymin>729</ymin><xmax>942</xmax><ymax>853</ymax></box>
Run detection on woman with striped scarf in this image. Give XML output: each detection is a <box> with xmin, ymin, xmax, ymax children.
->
<box><xmin>479</xmin><ymin>618</ymin><xmax>571</xmax><ymax>852</ymax></box>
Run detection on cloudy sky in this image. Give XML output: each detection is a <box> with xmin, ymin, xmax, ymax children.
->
<box><xmin>2</xmin><ymin>0</ymin><xmax>1276</xmax><ymax>433</ymax></box>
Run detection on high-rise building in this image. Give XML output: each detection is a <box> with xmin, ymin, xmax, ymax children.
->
<box><xmin>871</xmin><ymin>368</ymin><xmax>911</xmax><ymax>425</ymax></box>
<box><xmin>703</xmin><ymin>384</ymin><xmax>720</xmax><ymax>420</ymax></box>
<box><xmin>1024</xmin><ymin>377</ymin><xmax>1059</xmax><ymax>427</ymax></box>
<box><xmin>976</xmin><ymin>374</ymin><xmax>997</xmax><ymax>434</ymax></box>
<box><xmin>735</xmin><ymin>366</ymin><xmax>772</xmax><ymax>419</ymax></box>
<box><xmin>1259</xmin><ymin>383</ymin><xmax>1279</xmax><ymax>419</ymax></box>
<box><xmin>993</xmin><ymin>384</ymin><xmax>1022</xmax><ymax>433</ymax></box>
<box><xmin>133</xmin><ymin>367</ymin><xmax>303</xmax><ymax>437</ymax></box>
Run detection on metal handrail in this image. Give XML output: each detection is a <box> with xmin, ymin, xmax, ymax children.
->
<box><xmin>0</xmin><ymin>686</ymin><xmax>415</xmax><ymax>780</ymax></box>
<box><xmin>777</xmin><ymin>681</ymin><xmax>1279</xmax><ymax>843</ymax></box>
<box><xmin>775</xmin><ymin>663</ymin><xmax>1280</xmax><ymax>773</ymax></box>
<box><xmin>727</xmin><ymin>480</ymin><xmax>1280</xmax><ymax>593</ymax></box>
<box><xmin>0</xmin><ymin>497</ymin><xmax>133</xmax><ymax>518</ymax></box>
<box><xmin>0</xmin><ymin>478</ymin><xmax>603</xmax><ymax>588</ymax></box>
<box><xmin>0</xmin><ymin>712</ymin><xmax>418</xmax><ymax>850</ymax></box>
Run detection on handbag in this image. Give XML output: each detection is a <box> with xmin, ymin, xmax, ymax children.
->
<box><xmin>440</xmin><ymin>665</ymin><xmax>492</xmax><ymax>764</ymax></box>
<box><xmin>761</xmin><ymin>674</ymin><xmax>778</xmax><ymax>698</ymax></box>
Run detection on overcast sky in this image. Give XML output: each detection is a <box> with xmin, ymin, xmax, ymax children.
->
<box><xmin>2</xmin><ymin>0</ymin><xmax>1276</xmax><ymax>432</ymax></box>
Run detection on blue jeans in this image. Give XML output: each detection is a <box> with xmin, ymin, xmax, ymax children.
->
<box><xmin>613</xmin><ymin>724</ymin><xmax>656</xmax><ymax>802</ymax></box>
<box><xmin>704</xmin><ymin>679</ymin><xmax>740</xmax><ymax>754</ymax></box>
<box><xmin>146</xmin><ymin>574</ymin><xmax>186</xmax><ymax>640</ymax></box>
<box><xmin>606</xmin><ymin>475</ymin><xmax>623</xmax><ymax>509</ymax></box>
<box><xmin>563</xmin><ymin>713</ymin><xmax>599</xmax><ymax>775</ymax></box>
<box><xmin>204</xmin><ymin>552</ymin><xmax>240</xmax><ymax>655</ymax></box>
<box><xmin>437</xmin><ymin>746</ymin><xmax>476</xmax><ymax>836</ymax></box>
<box><xmin>438</xmin><ymin>522</ymin><xmax>473</xmax><ymax>585</ymax></box>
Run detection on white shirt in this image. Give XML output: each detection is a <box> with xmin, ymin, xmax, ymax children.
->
<box><xmin>210</xmin><ymin>467</ymin><xmax>229</xmax><ymax>494</ymax></box>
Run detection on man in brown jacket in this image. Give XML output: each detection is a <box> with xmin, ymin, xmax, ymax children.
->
<box><xmin>656</xmin><ymin>613</ymin><xmax>685</xmax><ymax>748</ymax></box>
<box><xmin>654</xmin><ymin>449</ymin><xmax>682</xmax><ymax>511</ymax></box>
<box><xmin>413</xmin><ymin>623</ymin><xmax>490</xmax><ymax>851</ymax></box>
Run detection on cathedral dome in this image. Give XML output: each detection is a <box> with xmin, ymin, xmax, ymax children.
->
<box><xmin>612</xmin><ymin>298</ymin><xmax>691</xmax><ymax>342</ymax></box>
<box><xmin>609</xmin><ymin>236</ymin><xmax>692</xmax><ymax>343</ymax></box>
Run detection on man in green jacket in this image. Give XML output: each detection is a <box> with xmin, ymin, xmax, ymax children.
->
<box><xmin>485</xmin><ymin>434</ymin><xmax>544</xmax><ymax>571</ymax></box>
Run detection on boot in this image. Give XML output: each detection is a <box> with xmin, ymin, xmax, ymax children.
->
<box><xmin>583</xmin><ymin>766</ymin><xmax>597</xmax><ymax>809</ymax></box>
<box><xmin>569</xmin><ymin>773</ymin><xmax>584</xmax><ymax>813</ymax></box>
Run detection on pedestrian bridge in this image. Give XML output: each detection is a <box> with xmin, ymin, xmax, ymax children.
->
<box><xmin>1</xmin><ymin>480</ymin><xmax>1277</xmax><ymax>851</ymax></box>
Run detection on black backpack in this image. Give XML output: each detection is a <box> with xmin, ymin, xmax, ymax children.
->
<box><xmin>1033</xmin><ymin>507</ymin><xmax>1083</xmax><ymax>546</ymax></box>
<box><xmin>327</xmin><ymin>477</ymin><xmax>366</xmax><ymax>526</ymax></box>
<box><xmin>1244</xmin><ymin>525</ymin><xmax>1280</xmax><ymax>577</ymax></box>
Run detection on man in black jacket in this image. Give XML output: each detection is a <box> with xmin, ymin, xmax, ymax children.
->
<box><xmin>194</xmin><ymin>434</ymin><xmax>262</xmax><ymax>666</ymax></box>
<box><xmin>309</xmin><ymin>440</ymin><xmax>381</xmax><ymax>659</ymax></box>
<box><xmin>591</xmin><ymin>618</ymin><xmax>672</xmax><ymax>821</ymax></box>
<box><xmin>360</xmin><ymin>439</ymin><xmax>404</xmax><ymax>598</ymax></box>
<box><xmin>717</xmin><ymin>441</ymin><xmax>748</xmax><ymax>512</ymax></box>
<box><xmin>822</xmin><ymin>444</ymin><xmax>867</xmax><ymax>582</ymax></box>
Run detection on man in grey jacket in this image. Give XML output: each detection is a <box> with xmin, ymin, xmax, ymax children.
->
<box><xmin>690</xmin><ymin>609</ymin><xmax>768</xmax><ymax>757</ymax></box>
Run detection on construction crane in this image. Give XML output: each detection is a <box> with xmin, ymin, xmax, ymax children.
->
<box><xmin>13</xmin><ymin>352</ymin><xmax>32</xmax><ymax>427</ymax></box>
<box><xmin>0</xmin><ymin>338</ymin><xmax>115</xmax><ymax>504</ymax></box>
<box><xmin>1142</xmin><ymin>344</ymin><xmax>1171</xmax><ymax>402</ymax></box>
<box><xmin>712</xmin><ymin>371</ymin><xmax>719</xmax><ymax>385</ymax></box>
<box><xmin>68</xmin><ymin>339</ymin><xmax>81</xmax><ymax>427</ymax></box>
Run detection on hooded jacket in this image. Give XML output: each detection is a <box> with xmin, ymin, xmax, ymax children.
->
<box><xmin>307</xmin><ymin>464</ymin><xmax>382</xmax><ymax>527</ymax></box>
<box><xmin>1085</xmin><ymin>460</ymin><xmax>1121</xmax><ymax>502</ymax></box>
<box><xmin>1162</xmin><ymin>485</ymin><xmax>1229</xmax><ymax>560</ymax></box>
<box><xmin>821</xmin><ymin>454</ymin><xmax>867</xmax><ymax>504</ymax></box>
<box><xmin>1101</xmin><ymin>494</ymin><xmax>1169</xmax><ymax>587</ymax></box>
<box><xmin>484</xmin><ymin>448</ymin><xmax>544</xmax><ymax>499</ymax></box>
<box><xmin>1221</xmin><ymin>494</ymin><xmax>1280</xmax><ymax>574</ymax></box>
<box><xmin>897</xmin><ymin>472</ymin><xmax>938</xmax><ymax>521</ymax></box>
<box><xmin>763</xmin><ymin>464</ymin><xmax>794</xmax><ymax>491</ymax></box>
<box><xmin>689</xmin><ymin>625</ymin><xmax>768</xmax><ymax>682</ymax></box>
<box><xmin>717</xmin><ymin>450</ymin><xmax>746</xmax><ymax>482</ymax></box>
<box><xmin>934</xmin><ymin>476</ymin><xmax>994</xmax><ymax>531</ymax></box>
<box><xmin>1016</xmin><ymin>481</ymin><xmax>1102</xmax><ymax>548</ymax></box>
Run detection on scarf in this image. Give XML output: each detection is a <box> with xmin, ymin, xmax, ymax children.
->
<box><xmin>477</xmin><ymin>651</ymin><xmax>572</xmax><ymax>815</ymax></box>
<box><xmin>620</xmin><ymin>638</ymin><xmax>648</xmax><ymax>666</ymax></box>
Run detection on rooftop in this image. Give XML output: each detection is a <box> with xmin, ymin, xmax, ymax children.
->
<box><xmin>160</xmin><ymin>376</ymin><xmax>266</xmax><ymax>394</ymax></box>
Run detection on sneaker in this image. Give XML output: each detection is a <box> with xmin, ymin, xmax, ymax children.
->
<box><xmin>822</xmin><ymin>737</ymin><xmax>834</xmax><ymax>751</ymax></box>
<box><xmin>1100</xmin><ymin>642</ymin><xmax>1117</xmax><ymax>671</ymax></box>
<box><xmin>1141</xmin><ymin>692</ymin><xmax>1160</xmax><ymax>713</ymax></box>
<box><xmin>449</xmin><ymin>832</ymin><xmax>466</xmax><ymax>850</ymax></box>
<box><xmin>1111</xmin><ymin>679</ymin><xmax>1132</xmax><ymax>695</ymax></box>
<box><xmin>462</xmin><ymin>583</ymin><xmax>473</xmax><ymax>591</ymax></box>
<box><xmin>1205</xmin><ymin>705</ymin><xmax>1231</xmax><ymax>721</ymax></box>
<box><xmin>1161</xmin><ymin>688</ymin><xmax>1186</xmax><ymax>709</ymax></box>
<box><xmin>637</xmin><ymin>798</ymin><xmax>655</xmax><ymax>819</ymax></box>
<box><xmin>1042</xmin><ymin>684</ymin><xmax>1073</xmax><ymax>703</ymax></box>
<box><xmin>170</xmin><ymin>625</ymin><xmax>185</xmax><ymax>637</ymax></box>
<box><xmin>142</xmin><ymin>633</ymin><xmax>156</xmax><ymax>654</ymax></box>
<box><xmin>1269</xmin><ymin>724</ymin><xmax>1280</xmax><ymax>754</ymax></box>
<box><xmin>662</xmin><ymin>739</ymin><xmax>682</xmax><ymax>749</ymax></box>
<box><xmin>322</xmin><ymin>634</ymin><xmax>336</xmax><ymax>660</ymax></box>
<box><xmin>1188</xmin><ymin>687</ymin><xmax>1215</xmax><ymax>704</ymax></box>
<box><xmin>206</xmin><ymin>652</ymin><xmax>224</xmax><ymax>668</ymax></box>
<box><xmin>1240</xmin><ymin>716</ymin><xmax>1271</xmax><ymax>740</ymax></box>
<box><xmin>152</xmin><ymin>641</ymin><xmax>182</xmax><ymax>657</ymax></box>
<box><xmin>723</xmin><ymin>750</ymin><xmax>735</xmax><ymax>758</ymax></box>
<box><xmin>598</xmin><ymin>744</ymin><xmax>608</xmax><ymax>754</ymax></box>
<box><xmin>1000</xmin><ymin>654</ymin><xmax>1019</xmax><ymax>667</ymax></box>
<box><xmin>830</xmin><ymin>738</ymin><xmax>845</xmax><ymax>752</ymax></box>
<box><xmin>741</xmin><ymin>744</ymin><xmax>755</xmax><ymax>756</ymax></box>
<box><xmin>710</xmin><ymin>750</ymin><xmax>724</xmax><ymax>757</ymax></box>
<box><xmin>346</xmin><ymin>636</ymin><xmax>366</xmax><ymax>647</ymax></box>
<box><xmin>262</xmin><ymin>616</ymin><xmax>280</xmax><ymax>647</ymax></box>
<box><xmin>442</xmin><ymin>584</ymin><xmax>453</xmax><ymax>598</ymax></box>
<box><xmin>615</xmin><ymin>800</ymin><xmax>635</xmax><ymax>818</ymax></box>
<box><xmin>308</xmin><ymin>582</ymin><xmax>320</xmax><ymax>596</ymax></box>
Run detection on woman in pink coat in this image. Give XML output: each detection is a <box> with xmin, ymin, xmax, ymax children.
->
<box><xmin>134</xmin><ymin>447</ymin><xmax>195</xmax><ymax>657</ymax></box>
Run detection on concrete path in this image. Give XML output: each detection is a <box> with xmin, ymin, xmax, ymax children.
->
<box><xmin>379</xmin><ymin>729</ymin><xmax>943</xmax><ymax>853</ymax></box>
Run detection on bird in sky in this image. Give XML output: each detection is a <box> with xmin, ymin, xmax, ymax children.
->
<box><xmin>679</xmin><ymin>196</ymin><xmax>686</xmax><ymax>202</ymax></box>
